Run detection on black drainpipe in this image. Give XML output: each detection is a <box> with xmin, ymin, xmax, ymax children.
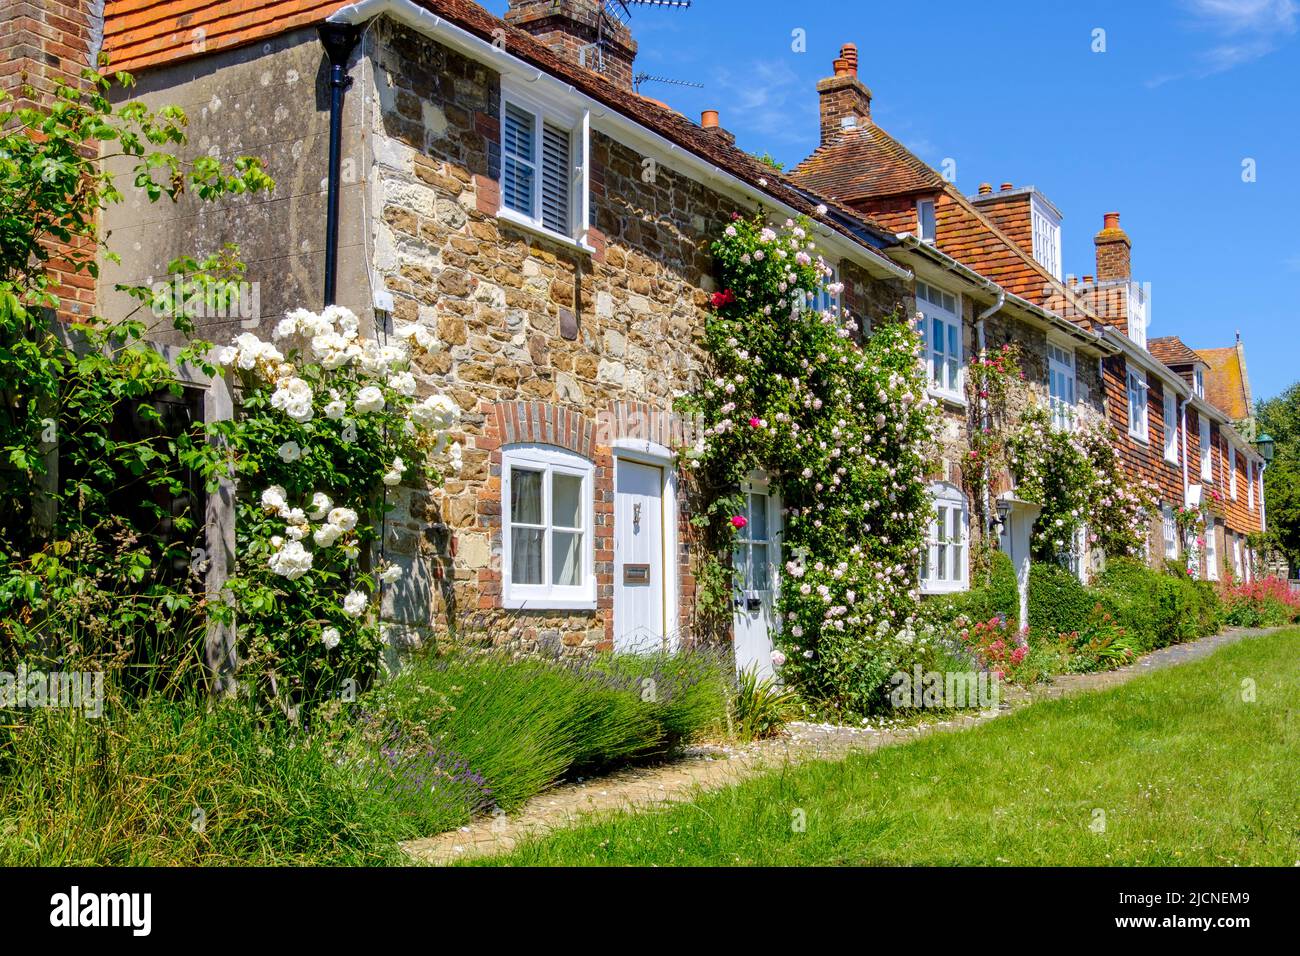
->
<box><xmin>318</xmin><ymin>22</ymin><xmax>362</xmax><ymax>308</ymax></box>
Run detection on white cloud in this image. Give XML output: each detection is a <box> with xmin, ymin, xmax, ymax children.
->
<box><xmin>710</xmin><ymin>58</ymin><xmax>808</xmax><ymax>145</ymax></box>
<box><xmin>1152</xmin><ymin>0</ymin><xmax>1298</xmax><ymax>84</ymax></box>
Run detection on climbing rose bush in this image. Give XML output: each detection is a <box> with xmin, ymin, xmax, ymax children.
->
<box><xmin>1009</xmin><ymin>406</ymin><xmax>1155</xmax><ymax>562</ymax></box>
<box><xmin>683</xmin><ymin>212</ymin><xmax>940</xmax><ymax>717</ymax></box>
<box><xmin>208</xmin><ymin>305</ymin><xmax>460</xmax><ymax>703</ymax></box>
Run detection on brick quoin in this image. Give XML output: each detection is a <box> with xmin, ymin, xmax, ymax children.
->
<box><xmin>3</xmin><ymin>0</ymin><xmax>105</xmax><ymax>325</ymax></box>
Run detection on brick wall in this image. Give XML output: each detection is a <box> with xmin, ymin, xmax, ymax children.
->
<box><xmin>2</xmin><ymin>1</ymin><xmax>104</xmax><ymax>325</ymax></box>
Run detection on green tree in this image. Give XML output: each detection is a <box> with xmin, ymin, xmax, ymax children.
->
<box><xmin>1257</xmin><ymin>382</ymin><xmax>1300</xmax><ymax>574</ymax></box>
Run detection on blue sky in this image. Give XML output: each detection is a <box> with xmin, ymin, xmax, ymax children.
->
<box><xmin>486</xmin><ymin>0</ymin><xmax>1299</xmax><ymax>403</ymax></box>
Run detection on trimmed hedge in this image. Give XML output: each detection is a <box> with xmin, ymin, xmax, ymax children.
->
<box><xmin>1028</xmin><ymin>558</ymin><xmax>1223</xmax><ymax>653</ymax></box>
<box><xmin>1027</xmin><ymin>563</ymin><xmax>1099</xmax><ymax>637</ymax></box>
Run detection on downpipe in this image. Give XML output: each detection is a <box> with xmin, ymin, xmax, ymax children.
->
<box><xmin>319</xmin><ymin>22</ymin><xmax>362</xmax><ymax>307</ymax></box>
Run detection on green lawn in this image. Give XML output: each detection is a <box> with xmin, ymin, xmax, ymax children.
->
<box><xmin>476</xmin><ymin>628</ymin><xmax>1300</xmax><ymax>866</ymax></box>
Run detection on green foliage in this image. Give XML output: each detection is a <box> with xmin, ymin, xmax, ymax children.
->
<box><xmin>683</xmin><ymin>212</ymin><xmax>937</xmax><ymax>717</ymax></box>
<box><xmin>0</xmin><ymin>698</ymin><xmax>406</xmax><ymax>865</ymax></box>
<box><xmin>730</xmin><ymin>668</ymin><xmax>799</xmax><ymax>742</ymax></box>
<box><xmin>1257</xmin><ymin>382</ymin><xmax>1300</xmax><ymax>572</ymax></box>
<box><xmin>196</xmin><ymin>307</ymin><xmax>460</xmax><ymax>707</ymax></box>
<box><xmin>0</xmin><ymin>68</ymin><xmax>271</xmax><ymax>679</ymax></box>
<box><xmin>1027</xmin><ymin>562</ymin><xmax>1097</xmax><ymax>636</ymax></box>
<box><xmin>358</xmin><ymin>647</ymin><xmax>729</xmax><ymax>819</ymax></box>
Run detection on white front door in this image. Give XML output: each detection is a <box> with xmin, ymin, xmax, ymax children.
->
<box><xmin>614</xmin><ymin>459</ymin><xmax>666</xmax><ymax>652</ymax></box>
<box><xmin>732</xmin><ymin>483</ymin><xmax>780</xmax><ymax>679</ymax></box>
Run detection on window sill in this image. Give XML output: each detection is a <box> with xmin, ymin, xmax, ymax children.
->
<box><xmin>501</xmin><ymin>593</ymin><xmax>597</xmax><ymax>612</ymax></box>
<box><xmin>921</xmin><ymin>581</ymin><xmax>969</xmax><ymax>596</ymax></box>
<box><xmin>928</xmin><ymin>388</ymin><xmax>967</xmax><ymax>408</ymax></box>
<box><xmin>497</xmin><ymin>208</ymin><xmax>595</xmax><ymax>256</ymax></box>
<box><xmin>1128</xmin><ymin>430</ymin><xmax>1150</xmax><ymax>445</ymax></box>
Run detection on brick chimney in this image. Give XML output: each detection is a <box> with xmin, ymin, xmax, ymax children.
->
<box><xmin>817</xmin><ymin>43</ymin><xmax>873</xmax><ymax>145</ymax></box>
<box><xmin>1094</xmin><ymin>211</ymin><xmax>1131</xmax><ymax>282</ymax></box>
<box><xmin>700</xmin><ymin>109</ymin><xmax>736</xmax><ymax>146</ymax></box>
<box><xmin>505</xmin><ymin>0</ymin><xmax>637</xmax><ymax>89</ymax></box>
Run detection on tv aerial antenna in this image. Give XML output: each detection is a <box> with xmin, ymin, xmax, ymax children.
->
<box><xmin>580</xmin><ymin>0</ymin><xmax>696</xmax><ymax>83</ymax></box>
<box><xmin>633</xmin><ymin>72</ymin><xmax>704</xmax><ymax>94</ymax></box>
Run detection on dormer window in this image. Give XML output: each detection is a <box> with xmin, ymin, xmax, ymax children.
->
<box><xmin>1194</xmin><ymin>367</ymin><xmax>1205</xmax><ymax>398</ymax></box>
<box><xmin>917</xmin><ymin>199</ymin><xmax>937</xmax><ymax>243</ymax></box>
<box><xmin>1127</xmin><ymin>282</ymin><xmax>1149</xmax><ymax>350</ymax></box>
<box><xmin>1030</xmin><ymin>194</ymin><xmax>1062</xmax><ymax>280</ymax></box>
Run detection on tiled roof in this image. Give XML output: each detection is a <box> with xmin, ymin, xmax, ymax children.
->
<box><xmin>1196</xmin><ymin>346</ymin><xmax>1252</xmax><ymax>421</ymax></box>
<box><xmin>790</xmin><ymin>125</ymin><xmax>944</xmax><ymax>201</ymax></box>
<box><xmin>102</xmin><ymin>0</ymin><xmax>899</xmax><ymax>268</ymax></box>
<box><xmin>789</xmin><ymin>121</ymin><xmax>1099</xmax><ymax>323</ymax></box>
<box><xmin>1149</xmin><ymin>336</ymin><xmax>1203</xmax><ymax>368</ymax></box>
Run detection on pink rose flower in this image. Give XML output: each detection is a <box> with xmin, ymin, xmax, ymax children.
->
<box><xmin>731</xmin><ymin>515</ymin><xmax>748</xmax><ymax>529</ymax></box>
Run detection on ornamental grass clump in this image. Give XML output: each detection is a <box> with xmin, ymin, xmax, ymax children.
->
<box><xmin>681</xmin><ymin>212</ymin><xmax>940</xmax><ymax>718</ymax></box>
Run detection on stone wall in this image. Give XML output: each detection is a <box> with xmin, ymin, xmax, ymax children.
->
<box><xmin>364</xmin><ymin>17</ymin><xmax>776</xmax><ymax>653</ymax></box>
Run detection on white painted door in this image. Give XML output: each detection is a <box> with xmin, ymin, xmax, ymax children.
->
<box><xmin>732</xmin><ymin>484</ymin><xmax>780</xmax><ymax>679</ymax></box>
<box><xmin>614</xmin><ymin>459</ymin><xmax>665</xmax><ymax>652</ymax></box>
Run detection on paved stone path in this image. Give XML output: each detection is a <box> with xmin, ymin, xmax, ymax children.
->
<box><xmin>402</xmin><ymin>626</ymin><xmax>1281</xmax><ymax>865</ymax></box>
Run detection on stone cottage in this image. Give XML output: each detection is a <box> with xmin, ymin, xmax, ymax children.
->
<box><xmin>91</xmin><ymin>0</ymin><xmax>935</xmax><ymax>675</ymax></box>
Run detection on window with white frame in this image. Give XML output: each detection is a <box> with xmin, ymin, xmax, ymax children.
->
<box><xmin>1127</xmin><ymin>367</ymin><xmax>1149</xmax><ymax>441</ymax></box>
<box><xmin>1232</xmin><ymin>534</ymin><xmax>1244</xmax><ymax>581</ymax></box>
<box><xmin>1199</xmin><ymin>417</ymin><xmax>1213</xmax><ymax>482</ymax></box>
<box><xmin>920</xmin><ymin>482</ymin><xmax>968</xmax><ymax>594</ymax></box>
<box><xmin>1248</xmin><ymin>459</ymin><xmax>1255</xmax><ymax>511</ymax></box>
<box><xmin>500</xmin><ymin>85</ymin><xmax>587</xmax><ymax>243</ymax></box>
<box><xmin>916</xmin><ymin>281</ymin><xmax>962</xmax><ymax>401</ymax></box>
<box><xmin>502</xmin><ymin>444</ymin><xmax>595</xmax><ymax>608</ymax></box>
<box><xmin>1205</xmin><ymin>518</ymin><xmax>1219</xmax><ymax>581</ymax></box>
<box><xmin>1229</xmin><ymin>448</ymin><xmax>1238</xmax><ymax>499</ymax></box>
<box><xmin>1193</xmin><ymin>366</ymin><xmax>1205</xmax><ymax>398</ymax></box>
<box><xmin>1048</xmin><ymin>342</ymin><xmax>1077</xmax><ymax>431</ymax></box>
<box><xmin>1162</xmin><ymin>505</ymin><xmax>1179</xmax><ymax>560</ymax></box>
<box><xmin>1163</xmin><ymin>389</ymin><xmax>1179</xmax><ymax>463</ymax></box>
<box><xmin>811</xmin><ymin>262</ymin><xmax>841</xmax><ymax>317</ymax></box>
<box><xmin>1127</xmin><ymin>283</ymin><xmax>1148</xmax><ymax>350</ymax></box>
<box><xmin>917</xmin><ymin>199</ymin><xmax>937</xmax><ymax>243</ymax></box>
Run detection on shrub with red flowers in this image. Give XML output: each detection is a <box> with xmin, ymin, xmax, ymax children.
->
<box><xmin>1223</xmin><ymin>576</ymin><xmax>1300</xmax><ymax>627</ymax></box>
<box><xmin>1041</xmin><ymin>603</ymin><xmax>1137</xmax><ymax>674</ymax></box>
<box><xmin>679</xmin><ymin>211</ymin><xmax>939</xmax><ymax>716</ymax></box>
<box><xmin>957</xmin><ymin>614</ymin><xmax>1031</xmax><ymax>682</ymax></box>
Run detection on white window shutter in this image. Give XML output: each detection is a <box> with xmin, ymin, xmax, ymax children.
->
<box><xmin>540</xmin><ymin>122</ymin><xmax>571</xmax><ymax>235</ymax></box>
<box><xmin>502</xmin><ymin>102</ymin><xmax>536</xmax><ymax>216</ymax></box>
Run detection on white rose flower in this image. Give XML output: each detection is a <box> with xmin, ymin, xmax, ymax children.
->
<box><xmin>313</xmin><ymin>523</ymin><xmax>342</xmax><ymax>548</ymax></box>
<box><xmin>328</xmin><ymin>507</ymin><xmax>358</xmax><ymax>532</ymax></box>
<box><xmin>277</xmin><ymin>441</ymin><xmax>302</xmax><ymax>463</ymax></box>
<box><xmin>321</xmin><ymin>626</ymin><xmax>341</xmax><ymax>650</ymax></box>
<box><xmin>324</xmin><ymin>389</ymin><xmax>346</xmax><ymax>420</ymax></box>
<box><xmin>411</xmin><ymin>393</ymin><xmax>458</xmax><ymax>429</ymax></box>
<box><xmin>270</xmin><ymin>376</ymin><xmax>314</xmax><ymax>423</ymax></box>
<box><xmin>308</xmin><ymin>492</ymin><xmax>332</xmax><ymax>521</ymax></box>
<box><xmin>354</xmin><ymin>385</ymin><xmax>385</xmax><ymax>414</ymax></box>
<box><xmin>261</xmin><ymin>485</ymin><xmax>289</xmax><ymax>515</ymax></box>
<box><xmin>342</xmin><ymin>590</ymin><xmax>368</xmax><ymax>617</ymax></box>
<box><xmin>378</xmin><ymin>564</ymin><xmax>402</xmax><ymax>584</ymax></box>
<box><xmin>382</xmin><ymin>456</ymin><xmax>405</xmax><ymax>486</ymax></box>
<box><xmin>448</xmin><ymin>441</ymin><xmax>463</xmax><ymax>474</ymax></box>
<box><xmin>267</xmin><ymin>539</ymin><xmax>313</xmax><ymax>580</ymax></box>
<box><xmin>388</xmin><ymin>371</ymin><xmax>417</xmax><ymax>396</ymax></box>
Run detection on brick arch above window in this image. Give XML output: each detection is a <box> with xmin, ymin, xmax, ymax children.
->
<box><xmin>485</xmin><ymin>400</ymin><xmax>596</xmax><ymax>460</ymax></box>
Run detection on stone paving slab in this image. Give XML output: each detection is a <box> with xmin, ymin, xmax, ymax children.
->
<box><xmin>401</xmin><ymin>627</ymin><xmax>1281</xmax><ymax>865</ymax></box>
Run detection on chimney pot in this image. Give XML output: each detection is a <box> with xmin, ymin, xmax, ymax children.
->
<box><xmin>1000</xmin><ymin>181</ymin><xmax>1014</xmax><ymax>192</ymax></box>
<box><xmin>701</xmin><ymin>109</ymin><xmax>719</xmax><ymax>129</ymax></box>
<box><xmin>1083</xmin><ymin>275</ymin><xmax>1094</xmax><ymax>285</ymax></box>
<box><xmin>833</xmin><ymin>57</ymin><xmax>852</xmax><ymax>76</ymax></box>
<box><xmin>978</xmin><ymin>182</ymin><xmax>993</xmax><ymax>196</ymax></box>
<box><xmin>840</xmin><ymin>43</ymin><xmax>858</xmax><ymax>74</ymax></box>
<box><xmin>1103</xmin><ymin>211</ymin><xmax>1121</xmax><ymax>231</ymax></box>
